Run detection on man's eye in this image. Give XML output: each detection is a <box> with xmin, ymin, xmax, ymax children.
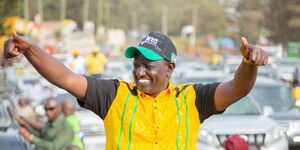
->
<box><xmin>146</xmin><ymin>65</ymin><xmax>154</xmax><ymax>69</ymax></box>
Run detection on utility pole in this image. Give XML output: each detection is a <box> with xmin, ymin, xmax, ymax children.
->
<box><xmin>131</xmin><ymin>11</ymin><xmax>138</xmax><ymax>31</ymax></box>
<box><xmin>60</xmin><ymin>0</ymin><xmax>67</xmax><ymax>21</ymax></box>
<box><xmin>162</xmin><ymin>5</ymin><xmax>168</xmax><ymax>35</ymax></box>
<box><xmin>190</xmin><ymin>6</ymin><xmax>198</xmax><ymax>47</ymax></box>
<box><xmin>83</xmin><ymin>0</ymin><xmax>90</xmax><ymax>24</ymax></box>
<box><xmin>24</xmin><ymin>0</ymin><xmax>29</xmax><ymax>20</ymax></box>
<box><xmin>37</xmin><ymin>0</ymin><xmax>44</xmax><ymax>21</ymax></box>
<box><xmin>96</xmin><ymin>0</ymin><xmax>104</xmax><ymax>27</ymax></box>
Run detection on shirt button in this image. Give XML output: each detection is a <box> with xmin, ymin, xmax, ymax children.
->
<box><xmin>155</xmin><ymin>142</ymin><xmax>158</xmax><ymax>144</ymax></box>
<box><xmin>154</xmin><ymin>106</ymin><xmax>157</xmax><ymax>109</ymax></box>
<box><xmin>156</xmin><ymin>126</ymin><xmax>159</xmax><ymax>129</ymax></box>
<box><xmin>154</xmin><ymin>100</ymin><xmax>157</xmax><ymax>102</ymax></box>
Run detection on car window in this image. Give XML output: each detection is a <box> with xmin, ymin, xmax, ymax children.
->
<box><xmin>223</xmin><ymin>97</ymin><xmax>260</xmax><ymax>115</ymax></box>
<box><xmin>251</xmin><ymin>86</ymin><xmax>294</xmax><ymax>111</ymax></box>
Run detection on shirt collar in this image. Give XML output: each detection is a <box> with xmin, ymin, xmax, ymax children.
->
<box><xmin>137</xmin><ymin>81</ymin><xmax>175</xmax><ymax>98</ymax></box>
<box><xmin>49</xmin><ymin>114</ymin><xmax>64</xmax><ymax>127</ymax></box>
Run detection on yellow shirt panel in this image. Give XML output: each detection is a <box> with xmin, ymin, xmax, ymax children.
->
<box><xmin>104</xmin><ymin>82</ymin><xmax>201</xmax><ymax>150</ymax></box>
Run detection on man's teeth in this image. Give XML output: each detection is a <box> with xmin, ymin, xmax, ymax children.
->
<box><xmin>138</xmin><ymin>79</ymin><xmax>150</xmax><ymax>83</ymax></box>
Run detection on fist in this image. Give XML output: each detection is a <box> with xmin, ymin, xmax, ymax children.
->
<box><xmin>19</xmin><ymin>127</ymin><xmax>32</xmax><ymax>141</ymax></box>
<box><xmin>240</xmin><ymin>37</ymin><xmax>269</xmax><ymax>66</ymax></box>
<box><xmin>4</xmin><ymin>32</ymin><xmax>32</xmax><ymax>58</ymax></box>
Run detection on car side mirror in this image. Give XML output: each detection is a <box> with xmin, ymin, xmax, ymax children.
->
<box><xmin>263</xmin><ymin>106</ymin><xmax>274</xmax><ymax>117</ymax></box>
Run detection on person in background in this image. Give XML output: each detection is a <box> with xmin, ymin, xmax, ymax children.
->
<box><xmin>25</xmin><ymin>79</ymin><xmax>44</xmax><ymax>106</ymax></box>
<box><xmin>85</xmin><ymin>47</ymin><xmax>107</xmax><ymax>78</ymax></box>
<box><xmin>66</xmin><ymin>49</ymin><xmax>86</xmax><ymax>74</ymax></box>
<box><xmin>17</xmin><ymin>98</ymin><xmax>36</xmax><ymax>120</ymax></box>
<box><xmin>14</xmin><ymin>97</ymin><xmax>73</xmax><ymax>150</ymax></box>
<box><xmin>62</xmin><ymin>99</ymin><xmax>84</xmax><ymax>150</ymax></box>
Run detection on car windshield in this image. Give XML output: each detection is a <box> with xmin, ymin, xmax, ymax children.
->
<box><xmin>223</xmin><ymin>96</ymin><xmax>260</xmax><ymax>115</ymax></box>
<box><xmin>251</xmin><ymin>86</ymin><xmax>294</xmax><ymax>111</ymax></box>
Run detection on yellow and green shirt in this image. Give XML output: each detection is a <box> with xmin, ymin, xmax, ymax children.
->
<box><xmin>78</xmin><ymin>76</ymin><xmax>222</xmax><ymax>150</ymax></box>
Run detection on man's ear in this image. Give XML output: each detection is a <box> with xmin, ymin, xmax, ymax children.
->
<box><xmin>167</xmin><ymin>62</ymin><xmax>175</xmax><ymax>77</ymax></box>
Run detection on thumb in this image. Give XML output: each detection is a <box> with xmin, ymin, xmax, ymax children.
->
<box><xmin>11</xmin><ymin>31</ymin><xmax>25</xmax><ymax>43</ymax></box>
<box><xmin>240</xmin><ymin>37</ymin><xmax>249</xmax><ymax>58</ymax></box>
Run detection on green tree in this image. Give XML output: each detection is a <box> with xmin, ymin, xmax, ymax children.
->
<box><xmin>266</xmin><ymin>0</ymin><xmax>300</xmax><ymax>45</ymax></box>
<box><xmin>237</xmin><ymin>0</ymin><xmax>268</xmax><ymax>43</ymax></box>
<box><xmin>0</xmin><ymin>0</ymin><xmax>23</xmax><ymax>35</ymax></box>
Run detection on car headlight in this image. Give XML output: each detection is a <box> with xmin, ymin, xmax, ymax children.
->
<box><xmin>287</xmin><ymin>121</ymin><xmax>300</xmax><ymax>137</ymax></box>
<box><xmin>198</xmin><ymin>129</ymin><xmax>217</xmax><ymax>146</ymax></box>
<box><xmin>265</xmin><ymin>126</ymin><xmax>285</xmax><ymax>145</ymax></box>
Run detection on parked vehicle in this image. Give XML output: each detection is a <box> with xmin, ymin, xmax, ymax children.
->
<box><xmin>197</xmin><ymin>95</ymin><xmax>288</xmax><ymax>150</ymax></box>
<box><xmin>220</xmin><ymin>55</ymin><xmax>243</xmax><ymax>74</ymax></box>
<box><xmin>0</xmin><ymin>97</ymin><xmax>34</xmax><ymax>150</ymax></box>
<box><xmin>180</xmin><ymin>70</ymin><xmax>229</xmax><ymax>84</ymax></box>
<box><xmin>250</xmin><ymin>77</ymin><xmax>300</xmax><ymax>149</ymax></box>
<box><xmin>276</xmin><ymin>58</ymin><xmax>300</xmax><ymax>82</ymax></box>
<box><xmin>257</xmin><ymin>66</ymin><xmax>278</xmax><ymax>80</ymax></box>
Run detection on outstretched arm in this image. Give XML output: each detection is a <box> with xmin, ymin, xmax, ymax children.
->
<box><xmin>4</xmin><ymin>32</ymin><xmax>87</xmax><ymax>100</ymax></box>
<box><xmin>214</xmin><ymin>37</ymin><xmax>269</xmax><ymax>111</ymax></box>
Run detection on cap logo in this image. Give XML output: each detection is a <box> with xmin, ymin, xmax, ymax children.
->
<box><xmin>141</xmin><ymin>36</ymin><xmax>161</xmax><ymax>51</ymax></box>
<box><xmin>171</xmin><ymin>53</ymin><xmax>177</xmax><ymax>63</ymax></box>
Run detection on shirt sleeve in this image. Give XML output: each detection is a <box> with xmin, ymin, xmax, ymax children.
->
<box><xmin>193</xmin><ymin>82</ymin><xmax>224</xmax><ymax>123</ymax></box>
<box><xmin>27</xmin><ymin>126</ymin><xmax>41</xmax><ymax>137</ymax></box>
<box><xmin>77</xmin><ymin>76</ymin><xmax>120</xmax><ymax>119</ymax></box>
<box><xmin>31</xmin><ymin>124</ymin><xmax>73</xmax><ymax>150</ymax></box>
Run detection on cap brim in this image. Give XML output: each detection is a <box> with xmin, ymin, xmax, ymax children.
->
<box><xmin>124</xmin><ymin>46</ymin><xmax>163</xmax><ymax>61</ymax></box>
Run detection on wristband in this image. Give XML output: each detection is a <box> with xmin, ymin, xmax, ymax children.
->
<box><xmin>243</xmin><ymin>57</ymin><xmax>255</xmax><ymax>65</ymax></box>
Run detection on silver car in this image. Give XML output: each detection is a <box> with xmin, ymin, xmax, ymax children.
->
<box><xmin>197</xmin><ymin>96</ymin><xmax>288</xmax><ymax>150</ymax></box>
<box><xmin>250</xmin><ymin>77</ymin><xmax>300</xmax><ymax>149</ymax></box>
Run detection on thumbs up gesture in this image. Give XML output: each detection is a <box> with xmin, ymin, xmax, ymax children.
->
<box><xmin>240</xmin><ymin>37</ymin><xmax>269</xmax><ymax>66</ymax></box>
<box><xmin>4</xmin><ymin>32</ymin><xmax>32</xmax><ymax>58</ymax></box>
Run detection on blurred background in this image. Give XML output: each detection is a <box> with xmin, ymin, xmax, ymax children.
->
<box><xmin>0</xmin><ymin>0</ymin><xmax>300</xmax><ymax>150</ymax></box>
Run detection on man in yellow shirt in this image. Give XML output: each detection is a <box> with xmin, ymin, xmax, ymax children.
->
<box><xmin>86</xmin><ymin>47</ymin><xmax>107</xmax><ymax>78</ymax></box>
<box><xmin>4</xmin><ymin>31</ymin><xmax>268</xmax><ymax>149</ymax></box>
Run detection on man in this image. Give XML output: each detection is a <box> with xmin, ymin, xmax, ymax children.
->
<box><xmin>66</xmin><ymin>49</ymin><xmax>86</xmax><ymax>74</ymax></box>
<box><xmin>14</xmin><ymin>97</ymin><xmax>73</xmax><ymax>150</ymax></box>
<box><xmin>85</xmin><ymin>47</ymin><xmax>107</xmax><ymax>78</ymax></box>
<box><xmin>25</xmin><ymin>79</ymin><xmax>44</xmax><ymax>106</ymax></box>
<box><xmin>16</xmin><ymin>98</ymin><xmax>36</xmax><ymax>120</ymax></box>
<box><xmin>5</xmin><ymin>31</ymin><xmax>268</xmax><ymax>149</ymax></box>
<box><xmin>62</xmin><ymin>100</ymin><xmax>84</xmax><ymax>150</ymax></box>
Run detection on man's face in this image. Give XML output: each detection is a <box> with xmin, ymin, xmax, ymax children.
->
<box><xmin>44</xmin><ymin>99</ymin><xmax>61</xmax><ymax>122</ymax></box>
<box><xmin>133</xmin><ymin>52</ymin><xmax>174</xmax><ymax>97</ymax></box>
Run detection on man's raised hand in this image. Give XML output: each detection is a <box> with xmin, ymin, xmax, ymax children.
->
<box><xmin>240</xmin><ymin>37</ymin><xmax>269</xmax><ymax>66</ymax></box>
<box><xmin>4</xmin><ymin>31</ymin><xmax>32</xmax><ymax>58</ymax></box>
